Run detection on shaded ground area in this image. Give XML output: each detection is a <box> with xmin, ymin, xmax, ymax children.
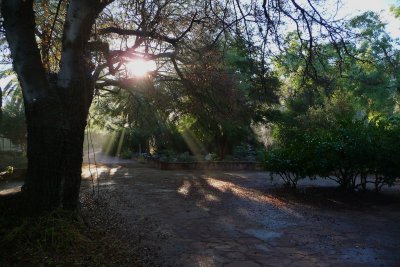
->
<box><xmin>0</xmin><ymin>192</ymin><xmax>149</xmax><ymax>266</ymax></box>
<box><xmin>1</xmin><ymin>156</ymin><xmax>399</xmax><ymax>266</ymax></box>
<box><xmin>79</xmin><ymin>160</ymin><xmax>400</xmax><ymax>266</ymax></box>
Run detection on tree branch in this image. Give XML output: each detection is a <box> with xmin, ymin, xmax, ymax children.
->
<box><xmin>57</xmin><ymin>0</ymin><xmax>112</xmax><ymax>89</ymax></box>
<box><xmin>98</xmin><ymin>11</ymin><xmax>199</xmax><ymax>47</ymax></box>
<box><xmin>1</xmin><ymin>0</ymin><xmax>50</xmax><ymax>105</ymax></box>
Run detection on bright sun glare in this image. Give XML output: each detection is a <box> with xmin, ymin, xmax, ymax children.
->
<box><xmin>126</xmin><ymin>58</ymin><xmax>157</xmax><ymax>77</ymax></box>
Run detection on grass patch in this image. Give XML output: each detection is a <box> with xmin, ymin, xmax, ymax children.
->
<box><xmin>0</xmin><ymin>193</ymin><xmax>138</xmax><ymax>266</ymax></box>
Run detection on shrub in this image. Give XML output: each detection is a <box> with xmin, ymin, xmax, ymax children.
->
<box><xmin>264</xmin><ymin>148</ymin><xmax>305</xmax><ymax>188</ymax></box>
<box><xmin>368</xmin><ymin>116</ymin><xmax>400</xmax><ymax>192</ymax></box>
<box><xmin>119</xmin><ymin>150</ymin><xmax>132</xmax><ymax>159</ymax></box>
<box><xmin>313</xmin><ymin>119</ymin><xmax>373</xmax><ymax>190</ymax></box>
<box><xmin>176</xmin><ymin>152</ymin><xmax>193</xmax><ymax>162</ymax></box>
<box><xmin>205</xmin><ymin>152</ymin><xmax>223</xmax><ymax>161</ymax></box>
<box><xmin>158</xmin><ymin>149</ymin><xmax>178</xmax><ymax>162</ymax></box>
<box><xmin>265</xmin><ymin>106</ymin><xmax>400</xmax><ymax>192</ymax></box>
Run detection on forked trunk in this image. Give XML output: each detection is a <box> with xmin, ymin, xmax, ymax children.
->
<box><xmin>2</xmin><ymin>0</ymin><xmax>107</xmax><ymax>213</ymax></box>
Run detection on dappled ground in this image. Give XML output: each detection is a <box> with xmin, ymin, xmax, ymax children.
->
<box><xmin>1</xmin><ymin>157</ymin><xmax>400</xmax><ymax>266</ymax></box>
<box><xmin>80</xmin><ymin>161</ymin><xmax>400</xmax><ymax>266</ymax></box>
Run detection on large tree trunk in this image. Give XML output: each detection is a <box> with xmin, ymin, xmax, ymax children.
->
<box><xmin>2</xmin><ymin>0</ymin><xmax>108</xmax><ymax>213</ymax></box>
<box><xmin>23</xmin><ymin>98</ymin><xmax>65</xmax><ymax>211</ymax></box>
<box><xmin>59</xmin><ymin>80</ymin><xmax>94</xmax><ymax>209</ymax></box>
<box><xmin>23</xmin><ymin>81</ymin><xmax>93</xmax><ymax>211</ymax></box>
<box><xmin>23</xmin><ymin>85</ymin><xmax>92</xmax><ymax>211</ymax></box>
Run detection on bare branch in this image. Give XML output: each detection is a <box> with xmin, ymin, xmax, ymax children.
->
<box><xmin>98</xmin><ymin>11</ymin><xmax>199</xmax><ymax>47</ymax></box>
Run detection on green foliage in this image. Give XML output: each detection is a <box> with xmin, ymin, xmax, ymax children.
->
<box><xmin>391</xmin><ymin>2</ymin><xmax>400</xmax><ymax>18</ymax></box>
<box><xmin>265</xmin><ymin>96</ymin><xmax>400</xmax><ymax>191</ymax></box>
<box><xmin>264</xmin><ymin>147</ymin><xmax>310</xmax><ymax>188</ymax></box>
<box><xmin>119</xmin><ymin>149</ymin><xmax>133</xmax><ymax>159</ymax></box>
<box><xmin>93</xmin><ymin>35</ymin><xmax>277</xmax><ymax>160</ymax></box>
<box><xmin>204</xmin><ymin>152</ymin><xmax>220</xmax><ymax>161</ymax></box>
<box><xmin>158</xmin><ymin>149</ymin><xmax>177</xmax><ymax>162</ymax></box>
<box><xmin>275</xmin><ymin>11</ymin><xmax>400</xmax><ymax>117</ymax></box>
<box><xmin>369</xmin><ymin>116</ymin><xmax>400</xmax><ymax>191</ymax></box>
<box><xmin>266</xmin><ymin>11</ymin><xmax>400</xmax><ymax>191</ymax></box>
<box><xmin>0</xmin><ymin>151</ymin><xmax>27</xmax><ymax>170</ymax></box>
<box><xmin>176</xmin><ymin>152</ymin><xmax>193</xmax><ymax>162</ymax></box>
<box><xmin>0</xmin><ymin>165</ymin><xmax>14</xmax><ymax>181</ymax></box>
<box><xmin>3</xmin><ymin>166</ymin><xmax>13</xmax><ymax>174</ymax></box>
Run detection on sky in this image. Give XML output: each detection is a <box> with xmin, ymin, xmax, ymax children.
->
<box><xmin>338</xmin><ymin>0</ymin><xmax>400</xmax><ymax>37</ymax></box>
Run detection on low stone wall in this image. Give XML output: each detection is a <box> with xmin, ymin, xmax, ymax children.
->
<box><xmin>145</xmin><ymin>158</ymin><xmax>262</xmax><ymax>171</ymax></box>
<box><xmin>145</xmin><ymin>157</ymin><xmax>162</xmax><ymax>169</ymax></box>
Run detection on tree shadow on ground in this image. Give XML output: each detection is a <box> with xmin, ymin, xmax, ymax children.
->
<box><xmin>268</xmin><ymin>185</ymin><xmax>400</xmax><ymax>211</ymax></box>
<box><xmin>92</xmin><ymin>164</ymin><xmax>303</xmax><ymax>223</ymax></box>
<box><xmin>81</xmin><ymin>164</ymin><xmax>400</xmax><ymax>266</ymax></box>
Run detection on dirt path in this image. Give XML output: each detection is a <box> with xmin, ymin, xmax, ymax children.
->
<box><xmin>81</xmin><ymin>162</ymin><xmax>400</xmax><ymax>267</ymax></box>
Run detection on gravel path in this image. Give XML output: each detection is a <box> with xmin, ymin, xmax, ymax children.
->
<box><xmin>81</xmin><ymin>162</ymin><xmax>400</xmax><ymax>267</ymax></box>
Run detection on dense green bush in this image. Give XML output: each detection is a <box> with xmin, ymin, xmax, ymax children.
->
<box><xmin>265</xmin><ymin>98</ymin><xmax>400</xmax><ymax>191</ymax></box>
<box><xmin>158</xmin><ymin>149</ymin><xmax>178</xmax><ymax>162</ymax></box>
<box><xmin>264</xmin><ymin>147</ymin><xmax>311</xmax><ymax>188</ymax></box>
<box><xmin>369</xmin><ymin>116</ymin><xmax>400</xmax><ymax>191</ymax></box>
<box><xmin>176</xmin><ymin>152</ymin><xmax>193</xmax><ymax>162</ymax></box>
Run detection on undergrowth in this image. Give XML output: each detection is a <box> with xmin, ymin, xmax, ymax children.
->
<box><xmin>0</xmin><ymin>193</ymin><xmax>138</xmax><ymax>266</ymax></box>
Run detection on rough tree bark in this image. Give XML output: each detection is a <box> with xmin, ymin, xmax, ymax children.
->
<box><xmin>1</xmin><ymin>0</ymin><xmax>110</xmax><ymax>213</ymax></box>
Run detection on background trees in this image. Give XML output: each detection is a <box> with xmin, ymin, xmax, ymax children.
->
<box><xmin>265</xmin><ymin>11</ymin><xmax>400</xmax><ymax>190</ymax></box>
